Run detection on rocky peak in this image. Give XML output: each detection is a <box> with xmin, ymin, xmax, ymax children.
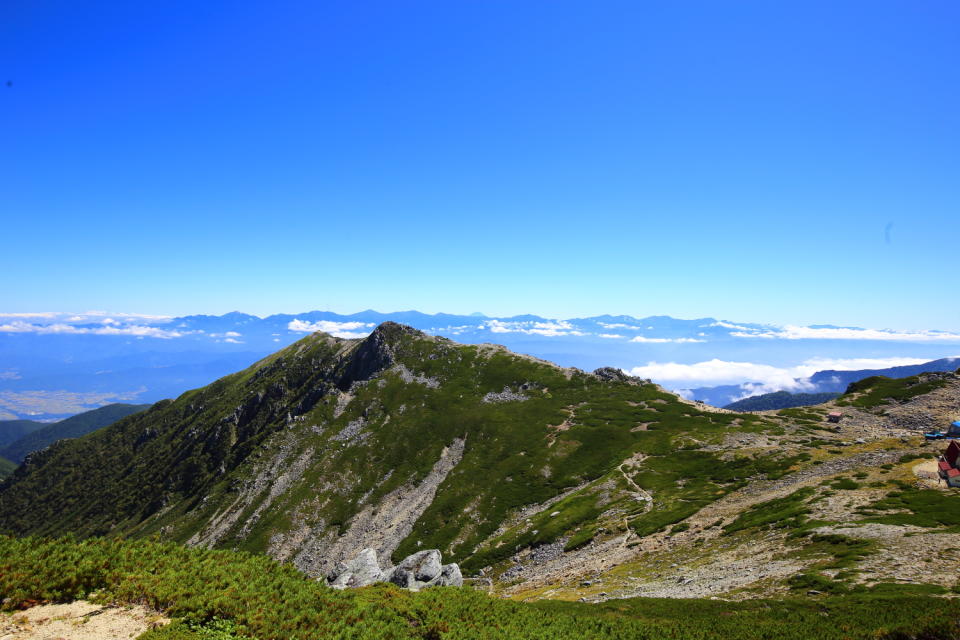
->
<box><xmin>334</xmin><ymin>322</ymin><xmax>430</xmax><ymax>391</ymax></box>
<box><xmin>368</xmin><ymin>321</ymin><xmax>426</xmax><ymax>342</ymax></box>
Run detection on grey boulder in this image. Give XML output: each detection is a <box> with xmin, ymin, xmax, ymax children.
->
<box><xmin>433</xmin><ymin>563</ymin><xmax>463</xmax><ymax>587</ymax></box>
<box><xmin>327</xmin><ymin>548</ymin><xmax>385</xmax><ymax>589</ymax></box>
<box><xmin>387</xmin><ymin>549</ymin><xmax>442</xmax><ymax>588</ymax></box>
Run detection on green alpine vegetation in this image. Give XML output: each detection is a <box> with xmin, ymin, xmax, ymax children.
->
<box><xmin>0</xmin><ymin>402</ymin><xmax>151</xmax><ymax>463</ymax></box>
<box><xmin>3</xmin><ymin>535</ymin><xmax>958</xmax><ymax>640</ymax></box>
<box><xmin>857</xmin><ymin>484</ymin><xmax>960</xmax><ymax>530</ymax></box>
<box><xmin>723</xmin><ymin>487</ymin><xmax>817</xmax><ymax>535</ymax></box>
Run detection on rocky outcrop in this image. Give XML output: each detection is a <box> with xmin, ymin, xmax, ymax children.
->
<box><xmin>326</xmin><ymin>547</ymin><xmax>462</xmax><ymax>590</ymax></box>
<box><xmin>482</xmin><ymin>387</ymin><xmax>528</xmax><ymax>403</ymax></box>
<box><xmin>593</xmin><ymin>367</ymin><xmax>629</xmax><ymax>382</ymax></box>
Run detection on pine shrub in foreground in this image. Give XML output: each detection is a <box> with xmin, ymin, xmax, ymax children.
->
<box><xmin>1</xmin><ymin>536</ymin><xmax>958</xmax><ymax>640</ymax></box>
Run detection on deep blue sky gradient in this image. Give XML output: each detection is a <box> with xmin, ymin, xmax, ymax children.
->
<box><xmin>2</xmin><ymin>1</ymin><xmax>958</xmax><ymax>328</ymax></box>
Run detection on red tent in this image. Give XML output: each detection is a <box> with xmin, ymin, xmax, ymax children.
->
<box><xmin>945</xmin><ymin>441</ymin><xmax>960</xmax><ymax>467</ymax></box>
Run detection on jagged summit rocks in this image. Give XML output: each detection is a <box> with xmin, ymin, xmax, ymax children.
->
<box><xmin>326</xmin><ymin>548</ymin><xmax>462</xmax><ymax>590</ymax></box>
<box><xmin>333</xmin><ymin>322</ymin><xmax>418</xmax><ymax>391</ymax></box>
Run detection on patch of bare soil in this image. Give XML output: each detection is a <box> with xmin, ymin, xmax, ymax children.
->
<box><xmin>0</xmin><ymin>601</ymin><xmax>168</xmax><ymax>640</ymax></box>
<box><xmin>813</xmin><ymin>523</ymin><xmax>960</xmax><ymax>588</ymax></box>
<box><xmin>913</xmin><ymin>459</ymin><xmax>945</xmax><ymax>487</ymax></box>
<box><xmin>600</xmin><ymin>540</ymin><xmax>803</xmax><ymax>600</ymax></box>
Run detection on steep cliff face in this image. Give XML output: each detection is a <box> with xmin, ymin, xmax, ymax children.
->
<box><xmin>0</xmin><ymin>322</ymin><xmax>791</xmax><ymax>582</ymax></box>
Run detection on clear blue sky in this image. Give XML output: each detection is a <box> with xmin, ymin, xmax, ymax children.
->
<box><xmin>2</xmin><ymin>1</ymin><xmax>958</xmax><ymax>329</ymax></box>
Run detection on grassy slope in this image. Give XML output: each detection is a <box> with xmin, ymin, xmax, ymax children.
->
<box><xmin>2</xmin><ymin>536</ymin><xmax>958</xmax><ymax>640</ymax></box>
<box><xmin>0</xmin><ymin>403</ymin><xmax>152</xmax><ymax>463</ymax></box>
<box><xmin>0</xmin><ymin>324</ymin><xmax>797</xmax><ymax>574</ymax></box>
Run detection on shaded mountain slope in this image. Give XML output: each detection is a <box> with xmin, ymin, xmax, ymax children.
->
<box><xmin>0</xmin><ymin>403</ymin><xmax>151</xmax><ymax>463</ymax></box>
<box><xmin>724</xmin><ymin>391</ymin><xmax>840</xmax><ymax>412</ymax></box>
<box><xmin>0</xmin><ymin>419</ymin><xmax>44</xmax><ymax>449</ymax></box>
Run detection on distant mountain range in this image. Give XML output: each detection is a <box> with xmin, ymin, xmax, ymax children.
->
<box><xmin>1</xmin><ymin>310</ymin><xmax>958</xmax><ymax>419</ymax></box>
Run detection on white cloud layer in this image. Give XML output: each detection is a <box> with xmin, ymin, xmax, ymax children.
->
<box><xmin>623</xmin><ymin>356</ymin><xmax>938</xmax><ymax>392</ymax></box>
<box><xmin>730</xmin><ymin>325</ymin><xmax>960</xmax><ymax>342</ymax></box>
<box><xmin>597</xmin><ymin>322</ymin><xmax>643</xmax><ymax>330</ymax></box>
<box><xmin>703</xmin><ymin>320</ymin><xmax>758</xmax><ymax>331</ymax></box>
<box><xmin>425</xmin><ymin>324</ymin><xmax>479</xmax><ymax>336</ymax></box>
<box><xmin>0</xmin><ymin>312</ymin><xmax>62</xmax><ymax>319</ymax></box>
<box><xmin>287</xmin><ymin>319</ymin><xmax>374</xmax><ymax>339</ymax></box>
<box><xmin>0</xmin><ymin>321</ymin><xmax>184</xmax><ymax>339</ymax></box>
<box><xmin>625</xmin><ymin>359</ymin><xmax>809</xmax><ymax>389</ymax></box>
<box><xmin>484</xmin><ymin>319</ymin><xmax>586</xmax><ymax>337</ymax></box>
<box><xmin>630</xmin><ymin>336</ymin><xmax>705</xmax><ymax>344</ymax></box>
<box><xmin>0</xmin><ymin>311</ymin><xmax>173</xmax><ymax>323</ymax></box>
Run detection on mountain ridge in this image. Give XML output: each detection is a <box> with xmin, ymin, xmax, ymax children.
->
<box><xmin>0</xmin><ymin>322</ymin><xmax>784</xmax><ymax>578</ymax></box>
<box><xmin>2</xmin><ymin>322</ymin><xmax>958</xmax><ymax>602</ymax></box>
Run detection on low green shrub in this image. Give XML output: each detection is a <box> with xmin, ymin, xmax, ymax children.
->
<box><xmin>831</xmin><ymin>478</ymin><xmax>861</xmax><ymax>490</ymax></box>
<box><xmin>723</xmin><ymin>488</ymin><xmax>815</xmax><ymax>534</ymax></box>
<box><xmin>857</xmin><ymin>487</ymin><xmax>960</xmax><ymax>529</ymax></box>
